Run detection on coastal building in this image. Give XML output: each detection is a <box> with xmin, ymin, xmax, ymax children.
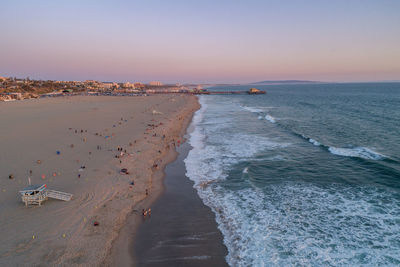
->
<box><xmin>8</xmin><ymin>92</ymin><xmax>23</xmax><ymax>100</ymax></box>
<box><xmin>84</xmin><ymin>80</ymin><xmax>98</xmax><ymax>84</ymax></box>
<box><xmin>149</xmin><ymin>81</ymin><xmax>163</xmax><ymax>86</ymax></box>
<box><xmin>102</xmin><ymin>82</ymin><xmax>120</xmax><ymax>90</ymax></box>
<box><xmin>122</xmin><ymin>82</ymin><xmax>135</xmax><ymax>89</ymax></box>
<box><xmin>247</xmin><ymin>88</ymin><xmax>266</xmax><ymax>94</ymax></box>
<box><xmin>134</xmin><ymin>82</ymin><xmax>145</xmax><ymax>89</ymax></box>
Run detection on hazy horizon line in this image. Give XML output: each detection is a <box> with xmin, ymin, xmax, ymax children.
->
<box><xmin>1</xmin><ymin>74</ymin><xmax>400</xmax><ymax>85</ymax></box>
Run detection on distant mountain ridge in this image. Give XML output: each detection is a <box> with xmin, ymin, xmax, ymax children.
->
<box><xmin>250</xmin><ymin>80</ymin><xmax>323</xmax><ymax>85</ymax></box>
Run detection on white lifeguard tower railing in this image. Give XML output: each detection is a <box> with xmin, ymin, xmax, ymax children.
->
<box><xmin>19</xmin><ymin>184</ymin><xmax>72</xmax><ymax>206</ymax></box>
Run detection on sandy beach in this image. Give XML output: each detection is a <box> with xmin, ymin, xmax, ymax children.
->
<box><xmin>0</xmin><ymin>94</ymin><xmax>199</xmax><ymax>266</ymax></box>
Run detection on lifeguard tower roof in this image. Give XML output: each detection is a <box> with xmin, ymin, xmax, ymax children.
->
<box><xmin>19</xmin><ymin>184</ymin><xmax>46</xmax><ymax>194</ymax></box>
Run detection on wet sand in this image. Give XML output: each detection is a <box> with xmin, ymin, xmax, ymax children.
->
<box><xmin>132</xmin><ymin>136</ymin><xmax>228</xmax><ymax>266</ymax></box>
<box><xmin>0</xmin><ymin>95</ymin><xmax>199</xmax><ymax>266</ymax></box>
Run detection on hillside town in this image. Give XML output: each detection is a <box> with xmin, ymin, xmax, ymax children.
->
<box><xmin>0</xmin><ymin>76</ymin><xmax>204</xmax><ymax>101</ymax></box>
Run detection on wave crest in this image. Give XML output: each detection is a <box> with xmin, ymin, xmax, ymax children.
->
<box><xmin>328</xmin><ymin>146</ymin><xmax>385</xmax><ymax>160</ymax></box>
<box><xmin>241</xmin><ymin>106</ymin><xmax>263</xmax><ymax>113</ymax></box>
<box><xmin>265</xmin><ymin>114</ymin><xmax>276</xmax><ymax>123</ymax></box>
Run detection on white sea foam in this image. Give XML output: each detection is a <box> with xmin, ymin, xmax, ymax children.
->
<box><xmin>242</xmin><ymin>167</ymin><xmax>248</xmax><ymax>174</ymax></box>
<box><xmin>308</xmin><ymin>138</ymin><xmax>321</xmax><ymax>146</ymax></box>
<box><xmin>208</xmin><ymin>184</ymin><xmax>400</xmax><ymax>266</ymax></box>
<box><xmin>328</xmin><ymin>146</ymin><xmax>385</xmax><ymax>160</ymax></box>
<box><xmin>265</xmin><ymin>114</ymin><xmax>276</xmax><ymax>123</ymax></box>
<box><xmin>241</xmin><ymin>106</ymin><xmax>263</xmax><ymax>113</ymax></box>
<box><xmin>220</xmin><ymin>133</ymin><xmax>289</xmax><ymax>158</ymax></box>
<box><xmin>240</xmin><ymin>105</ymin><xmax>277</xmax><ymax>123</ymax></box>
<box><xmin>185</xmin><ymin>96</ymin><xmax>399</xmax><ymax>266</ymax></box>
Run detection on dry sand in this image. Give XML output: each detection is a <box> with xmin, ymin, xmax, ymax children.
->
<box><xmin>0</xmin><ymin>94</ymin><xmax>199</xmax><ymax>266</ymax></box>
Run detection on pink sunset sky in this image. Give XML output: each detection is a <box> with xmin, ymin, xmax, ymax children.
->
<box><xmin>1</xmin><ymin>0</ymin><xmax>399</xmax><ymax>83</ymax></box>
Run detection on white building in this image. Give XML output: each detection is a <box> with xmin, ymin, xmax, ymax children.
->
<box><xmin>122</xmin><ymin>82</ymin><xmax>135</xmax><ymax>88</ymax></box>
<box><xmin>102</xmin><ymin>82</ymin><xmax>120</xmax><ymax>89</ymax></box>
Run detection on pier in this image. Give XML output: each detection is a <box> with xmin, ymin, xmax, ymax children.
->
<box><xmin>193</xmin><ymin>88</ymin><xmax>266</xmax><ymax>95</ymax></box>
<box><xmin>194</xmin><ymin>91</ymin><xmax>246</xmax><ymax>95</ymax></box>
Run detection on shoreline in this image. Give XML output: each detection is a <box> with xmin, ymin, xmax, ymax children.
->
<box><xmin>132</xmin><ymin>119</ymin><xmax>229</xmax><ymax>266</ymax></box>
<box><xmin>106</xmin><ymin>96</ymin><xmax>201</xmax><ymax>266</ymax></box>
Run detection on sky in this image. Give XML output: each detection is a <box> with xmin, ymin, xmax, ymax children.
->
<box><xmin>1</xmin><ymin>0</ymin><xmax>399</xmax><ymax>83</ymax></box>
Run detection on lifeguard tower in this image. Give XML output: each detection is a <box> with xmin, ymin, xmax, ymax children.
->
<box><xmin>19</xmin><ymin>184</ymin><xmax>73</xmax><ymax>207</ymax></box>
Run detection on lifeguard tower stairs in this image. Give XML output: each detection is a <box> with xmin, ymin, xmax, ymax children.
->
<box><xmin>47</xmin><ymin>189</ymin><xmax>73</xmax><ymax>201</ymax></box>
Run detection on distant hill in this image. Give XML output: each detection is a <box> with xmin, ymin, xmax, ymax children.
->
<box><xmin>249</xmin><ymin>80</ymin><xmax>323</xmax><ymax>85</ymax></box>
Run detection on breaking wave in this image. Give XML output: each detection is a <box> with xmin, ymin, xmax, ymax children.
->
<box><xmin>241</xmin><ymin>106</ymin><xmax>263</xmax><ymax>113</ymax></box>
<box><xmin>308</xmin><ymin>138</ymin><xmax>321</xmax><ymax>146</ymax></box>
<box><xmin>294</xmin><ymin>133</ymin><xmax>386</xmax><ymax>161</ymax></box>
<box><xmin>328</xmin><ymin>146</ymin><xmax>386</xmax><ymax>160</ymax></box>
<box><xmin>265</xmin><ymin>114</ymin><xmax>276</xmax><ymax>123</ymax></box>
<box><xmin>240</xmin><ymin>105</ymin><xmax>277</xmax><ymax>124</ymax></box>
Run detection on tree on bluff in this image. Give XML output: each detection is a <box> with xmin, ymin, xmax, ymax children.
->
<box><xmin>21</xmin><ymin>84</ymin><xmax>34</xmax><ymax>92</ymax></box>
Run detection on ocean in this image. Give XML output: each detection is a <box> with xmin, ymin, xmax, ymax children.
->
<box><xmin>184</xmin><ymin>83</ymin><xmax>400</xmax><ymax>266</ymax></box>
